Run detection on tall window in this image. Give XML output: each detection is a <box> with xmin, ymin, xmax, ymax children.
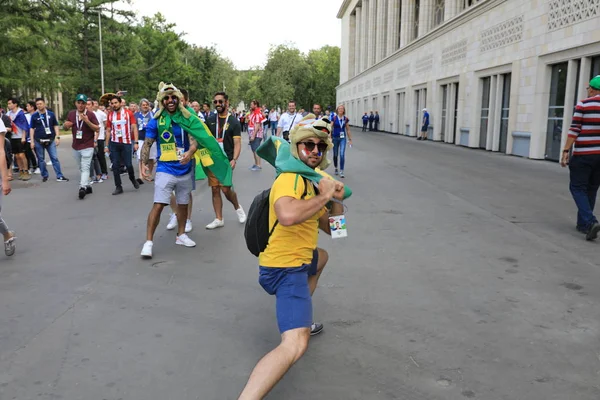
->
<box><xmin>499</xmin><ymin>74</ymin><xmax>511</xmax><ymax>153</ymax></box>
<box><xmin>545</xmin><ymin>63</ymin><xmax>568</xmax><ymax>161</ymax></box>
<box><xmin>591</xmin><ymin>55</ymin><xmax>600</xmax><ymax>78</ymax></box>
<box><xmin>479</xmin><ymin>77</ymin><xmax>491</xmax><ymax>149</ymax></box>
<box><xmin>434</xmin><ymin>0</ymin><xmax>445</xmax><ymax>26</ymax></box>
<box><xmin>441</xmin><ymin>85</ymin><xmax>448</xmax><ymax>141</ymax></box>
<box><xmin>413</xmin><ymin>0</ymin><xmax>420</xmax><ymax>40</ymax></box>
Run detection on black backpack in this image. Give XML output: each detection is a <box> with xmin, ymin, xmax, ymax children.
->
<box><xmin>245</xmin><ymin>175</ymin><xmax>311</xmax><ymax>257</ymax></box>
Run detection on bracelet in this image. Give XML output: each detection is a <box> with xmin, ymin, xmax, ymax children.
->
<box><xmin>563</xmin><ymin>149</ymin><xmax>570</xmax><ymax>153</ymax></box>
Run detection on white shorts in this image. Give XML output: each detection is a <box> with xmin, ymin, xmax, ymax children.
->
<box><xmin>137</xmin><ymin>140</ymin><xmax>157</xmax><ymax>160</ymax></box>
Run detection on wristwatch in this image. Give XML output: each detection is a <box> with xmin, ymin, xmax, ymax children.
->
<box><xmin>563</xmin><ymin>149</ymin><xmax>570</xmax><ymax>153</ymax></box>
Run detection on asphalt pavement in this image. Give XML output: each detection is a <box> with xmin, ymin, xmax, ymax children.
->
<box><xmin>0</xmin><ymin>131</ymin><xmax>599</xmax><ymax>400</ymax></box>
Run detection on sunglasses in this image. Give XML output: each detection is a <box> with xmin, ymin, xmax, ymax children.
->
<box><xmin>299</xmin><ymin>141</ymin><xmax>328</xmax><ymax>153</ymax></box>
<box><xmin>213</xmin><ymin>99</ymin><xmax>225</xmax><ymax>105</ymax></box>
<box><xmin>163</xmin><ymin>95</ymin><xmax>178</xmax><ymax>101</ymax></box>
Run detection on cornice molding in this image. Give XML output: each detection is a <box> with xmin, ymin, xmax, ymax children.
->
<box><xmin>337</xmin><ymin>0</ymin><xmax>353</xmax><ymax>18</ymax></box>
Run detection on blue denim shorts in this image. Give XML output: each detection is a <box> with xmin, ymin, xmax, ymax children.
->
<box><xmin>259</xmin><ymin>249</ymin><xmax>318</xmax><ymax>333</ymax></box>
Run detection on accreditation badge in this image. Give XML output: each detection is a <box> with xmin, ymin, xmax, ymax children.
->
<box><xmin>329</xmin><ymin>215</ymin><xmax>348</xmax><ymax>239</ymax></box>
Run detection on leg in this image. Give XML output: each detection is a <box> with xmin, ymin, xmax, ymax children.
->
<box><xmin>587</xmin><ymin>157</ymin><xmax>600</xmax><ymax>223</ymax></box>
<box><xmin>187</xmin><ymin>194</ymin><xmax>193</xmax><ymax>220</ymax></box>
<box><xmin>35</xmin><ymin>142</ymin><xmax>48</xmax><ymax>179</ymax></box>
<box><xmin>72</xmin><ymin>149</ymin><xmax>83</xmax><ymax>186</ymax></box>
<box><xmin>169</xmin><ymin>193</ymin><xmax>177</xmax><ymax>214</ymax></box>
<box><xmin>211</xmin><ymin>186</ymin><xmax>224</xmax><ymax>220</ymax></box>
<box><xmin>332</xmin><ymin>138</ymin><xmax>340</xmax><ymax>169</ymax></box>
<box><xmin>174</xmin><ymin>173</ymin><xmax>193</xmax><ymax>236</ymax></box>
<box><xmin>80</xmin><ymin>148</ymin><xmax>94</xmax><ymax>188</ymax></box>
<box><xmin>569</xmin><ymin>156</ymin><xmax>595</xmax><ymax>229</ymax></box>
<box><xmin>123</xmin><ymin>144</ymin><xmax>136</xmax><ymax>182</ymax></box>
<box><xmin>308</xmin><ymin>248</ymin><xmax>328</xmax><ymax>295</ymax></box>
<box><xmin>339</xmin><ymin>138</ymin><xmax>347</xmax><ymax>171</ymax></box>
<box><xmin>146</xmin><ymin>203</ymin><xmax>166</xmax><ymax>241</ymax></box>
<box><xmin>176</xmin><ymin>204</ymin><xmax>188</xmax><ymax>236</ymax></box>
<box><xmin>221</xmin><ymin>186</ymin><xmax>240</xmax><ymax>210</ymax></box>
<box><xmin>46</xmin><ymin>141</ymin><xmax>64</xmax><ymax>178</ymax></box>
<box><xmin>97</xmin><ymin>140</ymin><xmax>108</xmax><ymax>175</ymax></box>
<box><xmin>238</xmin><ymin>328</ymin><xmax>310</xmax><ymax>400</ymax></box>
<box><xmin>110</xmin><ymin>142</ymin><xmax>122</xmax><ymax>187</ymax></box>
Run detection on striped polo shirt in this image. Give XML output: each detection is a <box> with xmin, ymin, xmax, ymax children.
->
<box><xmin>568</xmin><ymin>94</ymin><xmax>600</xmax><ymax>155</ymax></box>
<box><xmin>107</xmin><ymin>108</ymin><xmax>136</xmax><ymax>144</ymax></box>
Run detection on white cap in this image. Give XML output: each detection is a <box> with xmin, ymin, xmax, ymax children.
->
<box><xmin>423</xmin><ymin>108</ymin><xmax>428</xmax><ymax>112</ymax></box>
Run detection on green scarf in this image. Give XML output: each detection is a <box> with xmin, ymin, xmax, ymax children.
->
<box><xmin>156</xmin><ymin>109</ymin><xmax>232</xmax><ymax>186</ymax></box>
<box><xmin>257</xmin><ymin>136</ymin><xmax>352</xmax><ymax>199</ymax></box>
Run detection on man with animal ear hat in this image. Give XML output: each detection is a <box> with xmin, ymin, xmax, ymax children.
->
<box><xmin>139</xmin><ymin>82</ymin><xmax>232</xmax><ymax>259</ymax></box>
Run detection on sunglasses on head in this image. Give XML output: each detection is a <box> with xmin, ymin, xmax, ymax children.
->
<box><xmin>299</xmin><ymin>141</ymin><xmax>328</xmax><ymax>153</ymax></box>
<box><xmin>213</xmin><ymin>99</ymin><xmax>225</xmax><ymax>105</ymax></box>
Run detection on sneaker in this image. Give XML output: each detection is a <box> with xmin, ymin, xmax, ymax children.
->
<box><xmin>205</xmin><ymin>218</ymin><xmax>224</xmax><ymax>230</ymax></box>
<box><xmin>340</xmin><ymin>171</ymin><xmax>345</xmax><ymax>178</ymax></box>
<box><xmin>57</xmin><ymin>176</ymin><xmax>69</xmax><ymax>182</ymax></box>
<box><xmin>42</xmin><ymin>176</ymin><xmax>48</xmax><ymax>182</ymax></box>
<box><xmin>248</xmin><ymin>165</ymin><xmax>257</xmax><ymax>170</ymax></box>
<box><xmin>166</xmin><ymin>214</ymin><xmax>178</xmax><ymax>230</ymax></box>
<box><xmin>185</xmin><ymin>219</ymin><xmax>193</xmax><ymax>233</ymax></box>
<box><xmin>101</xmin><ymin>174</ymin><xmax>108</xmax><ymax>180</ymax></box>
<box><xmin>131</xmin><ymin>178</ymin><xmax>140</xmax><ymax>189</ymax></box>
<box><xmin>586</xmin><ymin>222</ymin><xmax>600</xmax><ymax>241</ymax></box>
<box><xmin>236</xmin><ymin>206</ymin><xmax>247</xmax><ymax>224</ymax></box>
<box><xmin>310</xmin><ymin>322</ymin><xmax>324</xmax><ymax>336</ymax></box>
<box><xmin>4</xmin><ymin>232</ymin><xmax>16</xmax><ymax>256</ymax></box>
<box><xmin>250</xmin><ymin>166</ymin><xmax>261</xmax><ymax>171</ymax></box>
<box><xmin>136</xmin><ymin>178</ymin><xmax>145</xmax><ymax>185</ymax></box>
<box><xmin>140</xmin><ymin>241</ymin><xmax>153</xmax><ymax>259</ymax></box>
<box><xmin>176</xmin><ymin>233</ymin><xmax>196</xmax><ymax>247</ymax></box>
<box><xmin>34</xmin><ymin>168</ymin><xmax>41</xmax><ymax>174</ymax></box>
<box><xmin>22</xmin><ymin>172</ymin><xmax>31</xmax><ymax>181</ymax></box>
<box><xmin>18</xmin><ymin>171</ymin><xmax>24</xmax><ymax>180</ymax></box>
<box><xmin>86</xmin><ymin>186</ymin><xmax>93</xmax><ymax>194</ymax></box>
<box><xmin>46</xmin><ymin>161</ymin><xmax>52</xmax><ymax>166</ymax></box>
<box><xmin>93</xmin><ymin>177</ymin><xmax>102</xmax><ymax>184</ymax></box>
<box><xmin>334</xmin><ymin>169</ymin><xmax>339</xmax><ymax>176</ymax></box>
<box><xmin>112</xmin><ymin>186</ymin><xmax>123</xmax><ymax>195</ymax></box>
<box><xmin>78</xmin><ymin>187</ymin><xmax>86</xmax><ymax>199</ymax></box>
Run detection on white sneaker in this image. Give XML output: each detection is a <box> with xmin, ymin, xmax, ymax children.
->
<box><xmin>34</xmin><ymin>168</ymin><xmax>41</xmax><ymax>174</ymax></box>
<box><xmin>205</xmin><ymin>218</ymin><xmax>224</xmax><ymax>230</ymax></box>
<box><xmin>185</xmin><ymin>219</ymin><xmax>193</xmax><ymax>233</ymax></box>
<box><xmin>176</xmin><ymin>234</ymin><xmax>196</xmax><ymax>247</ymax></box>
<box><xmin>141</xmin><ymin>241</ymin><xmax>153</xmax><ymax>259</ymax></box>
<box><xmin>236</xmin><ymin>206</ymin><xmax>247</xmax><ymax>224</ymax></box>
<box><xmin>166</xmin><ymin>214</ymin><xmax>177</xmax><ymax>230</ymax></box>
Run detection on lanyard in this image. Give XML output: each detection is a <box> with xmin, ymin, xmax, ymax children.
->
<box><xmin>39</xmin><ymin>112</ymin><xmax>50</xmax><ymax>128</ymax></box>
<box><xmin>216</xmin><ymin>113</ymin><xmax>230</xmax><ymax>140</ymax></box>
<box><xmin>337</xmin><ymin>115</ymin><xmax>345</xmax><ymax>129</ymax></box>
<box><xmin>75</xmin><ymin>112</ymin><xmax>84</xmax><ymax>131</ymax></box>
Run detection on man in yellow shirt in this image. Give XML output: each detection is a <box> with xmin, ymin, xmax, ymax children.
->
<box><xmin>238</xmin><ymin>116</ymin><xmax>345</xmax><ymax>400</ymax></box>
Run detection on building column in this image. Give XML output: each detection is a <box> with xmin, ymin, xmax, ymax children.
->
<box><xmin>491</xmin><ymin>74</ymin><xmax>503</xmax><ymax>151</ymax></box>
<box><xmin>349</xmin><ymin>12</ymin><xmax>356</xmax><ymax>78</ymax></box>
<box><xmin>578</xmin><ymin>56</ymin><xmax>592</xmax><ymax>101</ymax></box>
<box><xmin>418</xmin><ymin>0</ymin><xmax>434</xmax><ymax>37</ymax></box>
<box><xmin>355</xmin><ymin>6</ymin><xmax>362</xmax><ymax>75</ymax></box>
<box><xmin>367</xmin><ymin>0</ymin><xmax>377</xmax><ymax>67</ymax></box>
<box><xmin>386</xmin><ymin>0</ymin><xmax>400</xmax><ymax>55</ymax></box>
<box><xmin>444</xmin><ymin>0</ymin><xmax>460</xmax><ymax>21</ymax></box>
<box><xmin>400</xmin><ymin>0</ymin><xmax>414</xmax><ymax>46</ymax></box>
<box><xmin>361</xmin><ymin>0</ymin><xmax>369</xmax><ymax>71</ymax></box>
<box><xmin>376</xmin><ymin>0</ymin><xmax>387</xmax><ymax>62</ymax></box>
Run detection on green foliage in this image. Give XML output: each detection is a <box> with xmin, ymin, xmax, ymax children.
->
<box><xmin>0</xmin><ymin>1</ymin><xmax>340</xmax><ymax>117</ymax></box>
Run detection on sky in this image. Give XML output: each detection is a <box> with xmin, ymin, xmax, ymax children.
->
<box><xmin>129</xmin><ymin>0</ymin><xmax>342</xmax><ymax>70</ymax></box>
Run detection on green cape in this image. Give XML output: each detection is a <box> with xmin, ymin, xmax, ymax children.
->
<box><xmin>160</xmin><ymin>108</ymin><xmax>232</xmax><ymax>186</ymax></box>
<box><xmin>257</xmin><ymin>136</ymin><xmax>352</xmax><ymax>199</ymax></box>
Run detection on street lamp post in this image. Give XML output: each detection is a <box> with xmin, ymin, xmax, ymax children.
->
<box><xmin>98</xmin><ymin>11</ymin><xmax>105</xmax><ymax>94</ymax></box>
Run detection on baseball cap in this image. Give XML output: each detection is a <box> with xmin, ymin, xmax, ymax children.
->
<box><xmin>590</xmin><ymin>75</ymin><xmax>600</xmax><ymax>90</ymax></box>
<box><xmin>75</xmin><ymin>94</ymin><xmax>88</xmax><ymax>102</ymax></box>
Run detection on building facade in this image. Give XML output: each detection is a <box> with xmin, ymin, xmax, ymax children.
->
<box><xmin>336</xmin><ymin>0</ymin><xmax>600</xmax><ymax>160</ymax></box>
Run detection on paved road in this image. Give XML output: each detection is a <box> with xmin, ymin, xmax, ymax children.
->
<box><xmin>0</xmin><ymin>132</ymin><xmax>599</xmax><ymax>400</ymax></box>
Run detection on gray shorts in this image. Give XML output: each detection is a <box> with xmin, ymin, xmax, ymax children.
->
<box><xmin>154</xmin><ymin>171</ymin><xmax>193</xmax><ymax>205</ymax></box>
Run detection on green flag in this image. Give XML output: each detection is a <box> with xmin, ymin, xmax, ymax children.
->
<box><xmin>168</xmin><ymin>109</ymin><xmax>232</xmax><ymax>187</ymax></box>
<box><xmin>257</xmin><ymin>136</ymin><xmax>352</xmax><ymax>199</ymax></box>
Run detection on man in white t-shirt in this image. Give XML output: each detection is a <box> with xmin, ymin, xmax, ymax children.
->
<box><xmin>268</xmin><ymin>108</ymin><xmax>279</xmax><ymax>138</ymax></box>
<box><xmin>92</xmin><ymin>100</ymin><xmax>109</xmax><ymax>180</ymax></box>
<box><xmin>276</xmin><ymin>100</ymin><xmax>303</xmax><ymax>142</ymax></box>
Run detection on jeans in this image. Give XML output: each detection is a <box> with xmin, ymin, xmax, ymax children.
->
<box><xmin>569</xmin><ymin>154</ymin><xmax>600</xmax><ymax>230</ymax></box>
<box><xmin>34</xmin><ymin>140</ymin><xmax>64</xmax><ymax>179</ymax></box>
<box><xmin>270</xmin><ymin>121</ymin><xmax>278</xmax><ymax>137</ymax></box>
<box><xmin>25</xmin><ymin>141</ymin><xmax>38</xmax><ymax>169</ymax></box>
<box><xmin>109</xmin><ymin>141</ymin><xmax>135</xmax><ymax>188</ymax></box>
<box><xmin>362</xmin><ymin>123</ymin><xmax>367</xmax><ymax>132</ymax></box>
<box><xmin>332</xmin><ymin>137</ymin><xmax>347</xmax><ymax>171</ymax></box>
<box><xmin>73</xmin><ymin>147</ymin><xmax>94</xmax><ymax>188</ymax></box>
<box><xmin>89</xmin><ymin>147</ymin><xmax>102</xmax><ymax>178</ymax></box>
<box><xmin>96</xmin><ymin>139</ymin><xmax>108</xmax><ymax>175</ymax></box>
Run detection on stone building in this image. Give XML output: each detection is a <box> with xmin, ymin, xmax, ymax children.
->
<box><xmin>336</xmin><ymin>0</ymin><xmax>600</xmax><ymax>161</ymax></box>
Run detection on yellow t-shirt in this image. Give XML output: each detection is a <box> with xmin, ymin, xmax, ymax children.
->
<box><xmin>258</xmin><ymin>173</ymin><xmax>326</xmax><ymax>267</ymax></box>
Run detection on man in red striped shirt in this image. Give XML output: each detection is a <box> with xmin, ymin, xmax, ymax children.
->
<box><xmin>561</xmin><ymin>75</ymin><xmax>600</xmax><ymax>241</ymax></box>
<box><xmin>105</xmin><ymin>95</ymin><xmax>139</xmax><ymax>195</ymax></box>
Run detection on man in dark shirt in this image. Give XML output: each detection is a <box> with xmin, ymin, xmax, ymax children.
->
<box><xmin>368</xmin><ymin>111</ymin><xmax>374</xmax><ymax>131</ymax></box>
<box><xmin>204</xmin><ymin>91</ymin><xmax>246</xmax><ymax>230</ymax></box>
<box><xmin>29</xmin><ymin>97</ymin><xmax>69</xmax><ymax>183</ymax></box>
<box><xmin>64</xmin><ymin>94</ymin><xmax>99</xmax><ymax>199</ymax></box>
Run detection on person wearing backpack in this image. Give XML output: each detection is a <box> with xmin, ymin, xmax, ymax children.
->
<box><xmin>238</xmin><ymin>116</ymin><xmax>345</xmax><ymax>400</ymax></box>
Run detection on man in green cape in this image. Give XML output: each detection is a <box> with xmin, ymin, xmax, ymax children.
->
<box><xmin>139</xmin><ymin>82</ymin><xmax>232</xmax><ymax>259</ymax></box>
